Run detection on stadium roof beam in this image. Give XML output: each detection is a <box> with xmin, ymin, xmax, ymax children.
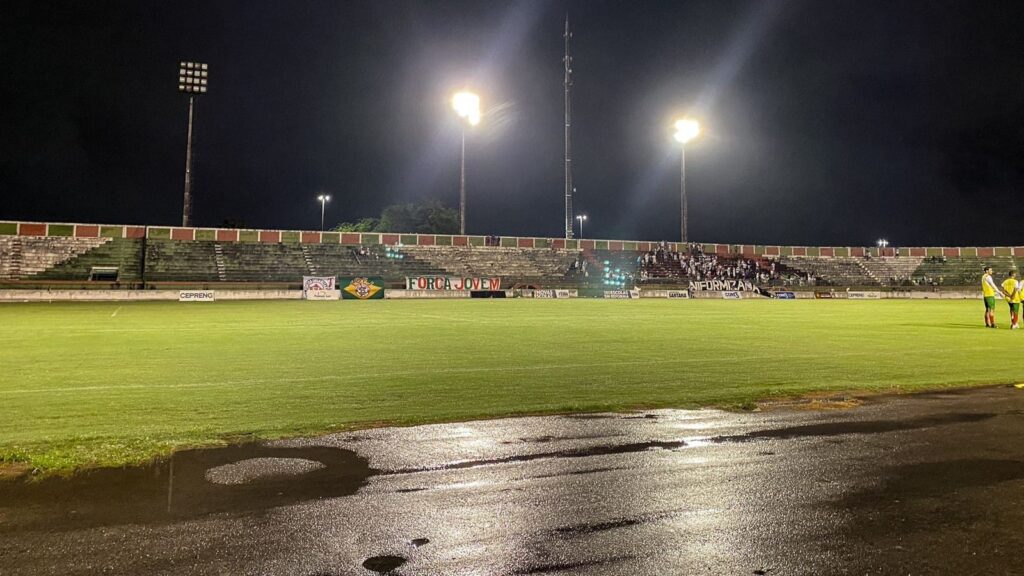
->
<box><xmin>673</xmin><ymin>118</ymin><xmax>701</xmax><ymax>244</ymax></box>
<box><xmin>178</xmin><ymin>61</ymin><xmax>209</xmax><ymax>228</ymax></box>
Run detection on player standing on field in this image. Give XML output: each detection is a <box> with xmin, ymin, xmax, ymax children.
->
<box><xmin>982</xmin><ymin>266</ymin><xmax>1006</xmax><ymax>328</ymax></box>
<box><xmin>1001</xmin><ymin>270</ymin><xmax>1020</xmax><ymax>329</ymax></box>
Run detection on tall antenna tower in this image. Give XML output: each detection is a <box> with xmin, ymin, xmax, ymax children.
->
<box><xmin>563</xmin><ymin>15</ymin><xmax>574</xmax><ymax>239</ymax></box>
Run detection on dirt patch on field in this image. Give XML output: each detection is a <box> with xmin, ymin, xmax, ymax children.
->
<box><xmin>759</xmin><ymin>394</ymin><xmax>867</xmax><ymax>411</ymax></box>
<box><xmin>0</xmin><ymin>462</ymin><xmax>31</xmax><ymax>481</ymax></box>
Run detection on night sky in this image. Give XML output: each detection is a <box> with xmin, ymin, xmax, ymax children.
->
<box><xmin>2</xmin><ymin>0</ymin><xmax>1024</xmax><ymax>246</ymax></box>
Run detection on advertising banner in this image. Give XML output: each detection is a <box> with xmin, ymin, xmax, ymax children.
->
<box><xmin>604</xmin><ymin>289</ymin><xmax>641</xmax><ymax>299</ymax></box>
<box><xmin>776</xmin><ymin>291</ymin><xmax>796</xmax><ymax>299</ymax></box>
<box><xmin>722</xmin><ymin>291</ymin><xmax>743</xmax><ymax>300</ymax></box>
<box><xmin>847</xmin><ymin>291</ymin><xmax>882</xmax><ymax>299</ymax></box>
<box><xmin>406</xmin><ymin>276</ymin><xmax>502</xmax><ymax>291</ymax></box>
<box><xmin>179</xmin><ymin>290</ymin><xmax>215</xmax><ymax>302</ymax></box>
<box><xmin>667</xmin><ymin>290</ymin><xmax>691</xmax><ymax>299</ymax></box>
<box><xmin>339</xmin><ymin>276</ymin><xmax>385</xmax><ymax>300</ymax></box>
<box><xmin>555</xmin><ymin>289</ymin><xmax>578</xmax><ymax>298</ymax></box>
<box><xmin>534</xmin><ymin>289</ymin><xmax>555</xmax><ymax>298</ymax></box>
<box><xmin>303</xmin><ymin>276</ymin><xmax>339</xmax><ymax>300</ymax></box>
<box><xmin>814</xmin><ymin>291</ymin><xmax>835</xmax><ymax>299</ymax></box>
<box><xmin>688</xmin><ymin>279</ymin><xmax>761</xmax><ymax>294</ymax></box>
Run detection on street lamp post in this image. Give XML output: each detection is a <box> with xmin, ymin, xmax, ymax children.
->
<box><xmin>673</xmin><ymin>118</ymin><xmax>700</xmax><ymax>244</ymax></box>
<box><xmin>452</xmin><ymin>91</ymin><xmax>481</xmax><ymax>235</ymax></box>
<box><xmin>576</xmin><ymin>214</ymin><xmax>587</xmax><ymax>239</ymax></box>
<box><xmin>318</xmin><ymin>194</ymin><xmax>331</xmax><ymax>231</ymax></box>
<box><xmin>177</xmin><ymin>61</ymin><xmax>209</xmax><ymax>227</ymax></box>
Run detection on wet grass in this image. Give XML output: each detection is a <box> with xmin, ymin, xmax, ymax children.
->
<box><xmin>2</xmin><ymin>299</ymin><xmax>1022</xmax><ymax>472</ymax></box>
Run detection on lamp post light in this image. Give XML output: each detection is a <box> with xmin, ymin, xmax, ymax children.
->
<box><xmin>673</xmin><ymin>118</ymin><xmax>701</xmax><ymax>244</ymax></box>
<box><xmin>452</xmin><ymin>91</ymin><xmax>481</xmax><ymax>235</ymax></box>
<box><xmin>177</xmin><ymin>61</ymin><xmax>209</xmax><ymax>227</ymax></box>
<box><xmin>876</xmin><ymin>238</ymin><xmax>889</xmax><ymax>257</ymax></box>
<box><xmin>576</xmin><ymin>214</ymin><xmax>587</xmax><ymax>239</ymax></box>
<box><xmin>317</xmin><ymin>194</ymin><xmax>331</xmax><ymax>231</ymax></box>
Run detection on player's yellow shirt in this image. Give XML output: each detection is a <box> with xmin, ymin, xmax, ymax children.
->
<box><xmin>1002</xmin><ymin>278</ymin><xmax>1019</xmax><ymax>303</ymax></box>
<box><xmin>982</xmin><ymin>274</ymin><xmax>996</xmax><ymax>297</ymax></box>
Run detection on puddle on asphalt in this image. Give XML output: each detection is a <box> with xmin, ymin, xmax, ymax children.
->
<box><xmin>712</xmin><ymin>412</ymin><xmax>997</xmax><ymax>443</ymax></box>
<box><xmin>0</xmin><ymin>444</ymin><xmax>373</xmax><ymax>531</ymax></box>
<box><xmin>362</xmin><ymin>554</ymin><xmax>407</xmax><ymax>574</ymax></box>
<box><xmin>390</xmin><ymin>439</ymin><xmax>689</xmax><ymax>474</ymax></box>
<box><xmin>837</xmin><ymin>458</ymin><xmax>1024</xmax><ymax>504</ymax></box>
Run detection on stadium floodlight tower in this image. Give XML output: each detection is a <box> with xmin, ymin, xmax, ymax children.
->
<box><xmin>452</xmin><ymin>91</ymin><xmax>481</xmax><ymax>235</ymax></box>
<box><xmin>673</xmin><ymin>118</ymin><xmax>701</xmax><ymax>244</ymax></box>
<box><xmin>576</xmin><ymin>214</ymin><xmax>587</xmax><ymax>238</ymax></box>
<box><xmin>178</xmin><ymin>61</ymin><xmax>209</xmax><ymax>227</ymax></box>
<box><xmin>317</xmin><ymin>194</ymin><xmax>331</xmax><ymax>231</ymax></box>
<box><xmin>876</xmin><ymin>238</ymin><xmax>889</xmax><ymax>256</ymax></box>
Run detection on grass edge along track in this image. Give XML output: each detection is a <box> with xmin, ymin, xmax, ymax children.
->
<box><xmin>2</xmin><ymin>298</ymin><xmax>1021</xmax><ymax>474</ymax></box>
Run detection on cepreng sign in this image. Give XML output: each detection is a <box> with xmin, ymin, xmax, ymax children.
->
<box><xmin>179</xmin><ymin>290</ymin><xmax>215</xmax><ymax>302</ymax></box>
<box><xmin>848</xmin><ymin>291</ymin><xmax>882</xmax><ymax>299</ymax></box>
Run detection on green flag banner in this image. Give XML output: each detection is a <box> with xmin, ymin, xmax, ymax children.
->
<box><xmin>339</xmin><ymin>277</ymin><xmax>385</xmax><ymax>300</ymax></box>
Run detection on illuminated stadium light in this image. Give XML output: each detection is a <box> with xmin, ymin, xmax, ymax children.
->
<box><xmin>576</xmin><ymin>214</ymin><xmax>587</xmax><ymax>238</ymax></box>
<box><xmin>178</xmin><ymin>61</ymin><xmax>209</xmax><ymax>94</ymax></box>
<box><xmin>452</xmin><ymin>91</ymin><xmax>481</xmax><ymax>126</ymax></box>
<box><xmin>673</xmin><ymin>118</ymin><xmax>700</xmax><ymax>144</ymax></box>
<box><xmin>317</xmin><ymin>194</ymin><xmax>331</xmax><ymax>231</ymax></box>
<box><xmin>178</xmin><ymin>61</ymin><xmax>209</xmax><ymax>228</ymax></box>
<box><xmin>673</xmin><ymin>117</ymin><xmax>701</xmax><ymax>244</ymax></box>
<box><xmin>452</xmin><ymin>90</ymin><xmax>481</xmax><ymax>235</ymax></box>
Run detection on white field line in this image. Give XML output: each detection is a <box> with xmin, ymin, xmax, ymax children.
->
<box><xmin>110</xmin><ymin>306</ymin><xmax>122</xmax><ymax>317</ymax></box>
<box><xmin>0</xmin><ymin>349</ymin><xmax>968</xmax><ymax>396</ymax></box>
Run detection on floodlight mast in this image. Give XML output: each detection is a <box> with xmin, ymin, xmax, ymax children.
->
<box><xmin>563</xmin><ymin>15</ymin><xmax>574</xmax><ymax>240</ymax></box>
<box><xmin>576</xmin><ymin>214</ymin><xmax>587</xmax><ymax>238</ymax></box>
<box><xmin>178</xmin><ymin>61</ymin><xmax>209</xmax><ymax>227</ymax></box>
<box><xmin>318</xmin><ymin>194</ymin><xmax>331</xmax><ymax>231</ymax></box>
<box><xmin>452</xmin><ymin>91</ymin><xmax>480</xmax><ymax>235</ymax></box>
<box><xmin>673</xmin><ymin>118</ymin><xmax>700</xmax><ymax>244</ymax></box>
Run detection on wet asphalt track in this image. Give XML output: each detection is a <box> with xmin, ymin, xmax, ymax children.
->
<box><xmin>3</xmin><ymin>386</ymin><xmax>1024</xmax><ymax>575</ymax></box>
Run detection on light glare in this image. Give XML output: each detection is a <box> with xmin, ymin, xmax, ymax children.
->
<box><xmin>673</xmin><ymin>118</ymin><xmax>701</xmax><ymax>144</ymax></box>
<box><xmin>452</xmin><ymin>91</ymin><xmax>481</xmax><ymax>126</ymax></box>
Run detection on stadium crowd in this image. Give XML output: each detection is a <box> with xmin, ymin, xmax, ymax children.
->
<box><xmin>636</xmin><ymin>242</ymin><xmax>791</xmax><ymax>284</ymax></box>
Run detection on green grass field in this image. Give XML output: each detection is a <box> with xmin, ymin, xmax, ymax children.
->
<box><xmin>2</xmin><ymin>298</ymin><xmax>1022</xmax><ymax>473</ymax></box>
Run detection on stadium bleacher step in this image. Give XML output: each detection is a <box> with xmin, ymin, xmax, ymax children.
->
<box><xmin>300</xmin><ymin>244</ymin><xmax>315</xmax><ymax>274</ymax></box>
<box><xmin>213</xmin><ymin>244</ymin><xmax>227</xmax><ymax>281</ymax></box>
<box><xmin>855</xmin><ymin>259</ymin><xmax>880</xmax><ymax>284</ymax></box>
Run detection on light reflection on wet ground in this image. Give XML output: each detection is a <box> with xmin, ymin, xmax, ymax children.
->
<box><xmin>3</xmin><ymin>386</ymin><xmax>1024</xmax><ymax>575</ymax></box>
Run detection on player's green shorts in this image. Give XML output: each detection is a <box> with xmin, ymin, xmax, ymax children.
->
<box><xmin>1009</xmin><ymin>302</ymin><xmax>1020</xmax><ymax>313</ymax></box>
<box><xmin>984</xmin><ymin>296</ymin><xmax>997</xmax><ymax>310</ymax></box>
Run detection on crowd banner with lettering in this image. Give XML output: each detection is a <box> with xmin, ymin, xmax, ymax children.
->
<box><xmin>406</xmin><ymin>276</ymin><xmax>502</xmax><ymax>291</ymax></box>
<box><xmin>688</xmin><ymin>279</ymin><xmax>762</xmax><ymax>294</ymax></box>
<box><xmin>179</xmin><ymin>290</ymin><xmax>215</xmax><ymax>302</ymax></box>
<box><xmin>847</xmin><ymin>290</ymin><xmax>882</xmax><ymax>299</ymax></box>
<box><xmin>303</xmin><ymin>276</ymin><xmax>340</xmax><ymax>300</ymax></box>
<box><xmin>339</xmin><ymin>276</ymin><xmax>385</xmax><ymax>300</ymax></box>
